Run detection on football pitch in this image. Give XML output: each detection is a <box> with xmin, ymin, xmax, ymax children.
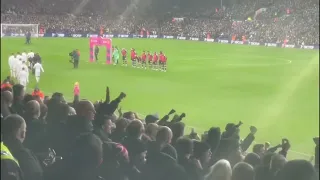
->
<box><xmin>1</xmin><ymin>38</ymin><xmax>319</xmax><ymax>160</ymax></box>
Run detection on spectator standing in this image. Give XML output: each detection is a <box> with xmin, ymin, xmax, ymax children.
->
<box><xmin>2</xmin><ymin>114</ymin><xmax>44</xmax><ymax>180</ymax></box>
<box><xmin>11</xmin><ymin>84</ymin><xmax>25</xmax><ymax>116</ymax></box>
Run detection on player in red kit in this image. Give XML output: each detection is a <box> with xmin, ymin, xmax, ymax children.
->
<box><xmin>147</xmin><ymin>51</ymin><xmax>153</xmax><ymax>69</ymax></box>
<box><xmin>131</xmin><ymin>48</ymin><xmax>137</xmax><ymax>68</ymax></box>
<box><xmin>137</xmin><ymin>51</ymin><xmax>142</xmax><ymax>68</ymax></box>
<box><xmin>152</xmin><ymin>52</ymin><xmax>159</xmax><ymax>71</ymax></box>
<box><xmin>162</xmin><ymin>54</ymin><xmax>167</xmax><ymax>72</ymax></box>
<box><xmin>159</xmin><ymin>51</ymin><xmax>165</xmax><ymax>72</ymax></box>
<box><xmin>141</xmin><ymin>51</ymin><xmax>147</xmax><ymax>69</ymax></box>
<box><xmin>121</xmin><ymin>48</ymin><xmax>127</xmax><ymax>66</ymax></box>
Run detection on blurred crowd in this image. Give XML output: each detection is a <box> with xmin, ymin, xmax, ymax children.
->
<box><xmin>1</xmin><ymin>0</ymin><xmax>319</xmax><ymax>45</ymax></box>
<box><xmin>0</xmin><ymin>0</ymin><xmax>319</xmax><ymax>179</ymax></box>
<box><xmin>1</xmin><ymin>77</ymin><xmax>319</xmax><ymax>180</ymax></box>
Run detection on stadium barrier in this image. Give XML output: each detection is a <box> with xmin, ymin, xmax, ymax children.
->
<box><xmin>3</xmin><ymin>32</ymin><xmax>319</xmax><ymax>50</ymax></box>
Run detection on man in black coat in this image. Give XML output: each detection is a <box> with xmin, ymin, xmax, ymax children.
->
<box><xmin>67</xmin><ymin>100</ymin><xmax>95</xmax><ymax>135</ymax></box>
<box><xmin>25</xmin><ymin>32</ymin><xmax>31</xmax><ymax>44</ymax></box>
<box><xmin>142</xmin><ymin>126</ymin><xmax>188</xmax><ymax>180</ymax></box>
<box><xmin>93</xmin><ymin>115</ymin><xmax>113</xmax><ymax>143</ymax></box>
<box><xmin>1</xmin><ymin>90</ymin><xmax>13</xmax><ymax>118</ymax></box>
<box><xmin>2</xmin><ymin>114</ymin><xmax>44</xmax><ymax>180</ymax></box>
<box><xmin>11</xmin><ymin>84</ymin><xmax>25</xmax><ymax>116</ymax></box>
<box><xmin>72</xmin><ymin>49</ymin><xmax>80</xmax><ymax>69</ymax></box>
<box><xmin>23</xmin><ymin>100</ymin><xmax>47</xmax><ymax>153</ymax></box>
<box><xmin>62</xmin><ymin>100</ymin><xmax>96</xmax><ymax>155</ymax></box>
<box><xmin>44</xmin><ymin>133</ymin><xmax>104</xmax><ymax>180</ymax></box>
<box><xmin>121</xmin><ymin>120</ymin><xmax>145</xmax><ymax>158</ymax></box>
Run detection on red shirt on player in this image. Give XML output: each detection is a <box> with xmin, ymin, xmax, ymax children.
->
<box><xmin>163</xmin><ymin>54</ymin><xmax>167</xmax><ymax>63</ymax></box>
<box><xmin>159</xmin><ymin>52</ymin><xmax>165</xmax><ymax>62</ymax></box>
<box><xmin>122</xmin><ymin>49</ymin><xmax>127</xmax><ymax>57</ymax></box>
<box><xmin>141</xmin><ymin>52</ymin><xmax>147</xmax><ymax>61</ymax></box>
<box><xmin>153</xmin><ymin>53</ymin><xmax>158</xmax><ymax>62</ymax></box>
<box><xmin>147</xmin><ymin>52</ymin><xmax>152</xmax><ymax>61</ymax></box>
<box><xmin>131</xmin><ymin>49</ymin><xmax>136</xmax><ymax>60</ymax></box>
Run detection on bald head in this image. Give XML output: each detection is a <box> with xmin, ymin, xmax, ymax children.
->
<box><xmin>156</xmin><ymin>126</ymin><xmax>173</xmax><ymax>144</ymax></box>
<box><xmin>75</xmin><ymin>100</ymin><xmax>95</xmax><ymax>121</ymax></box>
<box><xmin>127</xmin><ymin>120</ymin><xmax>145</xmax><ymax>138</ymax></box>
<box><xmin>270</xmin><ymin>154</ymin><xmax>287</xmax><ymax>173</ymax></box>
<box><xmin>145</xmin><ymin>123</ymin><xmax>159</xmax><ymax>140</ymax></box>
<box><xmin>2</xmin><ymin>114</ymin><xmax>27</xmax><ymax>143</ymax></box>
<box><xmin>1</xmin><ymin>91</ymin><xmax>13</xmax><ymax>106</ymax></box>
<box><xmin>25</xmin><ymin>100</ymin><xmax>40</xmax><ymax>119</ymax></box>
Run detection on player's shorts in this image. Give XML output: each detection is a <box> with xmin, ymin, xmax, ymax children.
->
<box><xmin>142</xmin><ymin>60</ymin><xmax>146</xmax><ymax>64</ymax></box>
<box><xmin>148</xmin><ymin>60</ymin><xmax>152</xmax><ymax>63</ymax></box>
<box><xmin>122</xmin><ymin>56</ymin><xmax>126</xmax><ymax>60</ymax></box>
<box><xmin>131</xmin><ymin>57</ymin><xmax>135</xmax><ymax>61</ymax></box>
<box><xmin>153</xmin><ymin>61</ymin><xmax>158</xmax><ymax>64</ymax></box>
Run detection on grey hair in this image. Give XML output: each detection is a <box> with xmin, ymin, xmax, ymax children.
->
<box><xmin>205</xmin><ymin>159</ymin><xmax>232</xmax><ymax>180</ymax></box>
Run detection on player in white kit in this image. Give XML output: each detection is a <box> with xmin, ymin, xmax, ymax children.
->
<box><xmin>22</xmin><ymin>51</ymin><xmax>27</xmax><ymax>61</ymax></box>
<box><xmin>8</xmin><ymin>53</ymin><xmax>15</xmax><ymax>77</ymax></box>
<box><xmin>19</xmin><ymin>67</ymin><xmax>29</xmax><ymax>89</ymax></box>
<box><xmin>16</xmin><ymin>53</ymin><xmax>22</xmax><ymax>63</ymax></box>
<box><xmin>15</xmin><ymin>56</ymin><xmax>22</xmax><ymax>79</ymax></box>
<box><xmin>27</xmin><ymin>50</ymin><xmax>35</xmax><ymax>70</ymax></box>
<box><xmin>11</xmin><ymin>55</ymin><xmax>18</xmax><ymax>78</ymax></box>
<box><xmin>21</xmin><ymin>61</ymin><xmax>29</xmax><ymax>83</ymax></box>
<box><xmin>33</xmin><ymin>62</ymin><xmax>44</xmax><ymax>83</ymax></box>
<box><xmin>27</xmin><ymin>50</ymin><xmax>35</xmax><ymax>59</ymax></box>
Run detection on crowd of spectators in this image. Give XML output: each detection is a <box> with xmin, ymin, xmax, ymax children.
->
<box><xmin>1</xmin><ymin>0</ymin><xmax>319</xmax><ymax>45</ymax></box>
<box><xmin>1</xmin><ymin>76</ymin><xmax>319</xmax><ymax>180</ymax></box>
<box><xmin>1</xmin><ymin>0</ymin><xmax>319</xmax><ymax>179</ymax></box>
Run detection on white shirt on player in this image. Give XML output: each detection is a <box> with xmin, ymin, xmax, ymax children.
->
<box><xmin>8</xmin><ymin>55</ymin><xmax>15</xmax><ymax>70</ymax></box>
<box><xmin>27</xmin><ymin>51</ymin><xmax>35</xmax><ymax>59</ymax></box>
<box><xmin>22</xmin><ymin>52</ymin><xmax>27</xmax><ymax>60</ymax></box>
<box><xmin>11</xmin><ymin>56</ymin><xmax>18</xmax><ymax>74</ymax></box>
<box><xmin>19</xmin><ymin>69</ymin><xmax>28</xmax><ymax>87</ymax></box>
<box><xmin>33</xmin><ymin>62</ymin><xmax>44</xmax><ymax>77</ymax></box>
<box><xmin>21</xmin><ymin>62</ymin><xmax>29</xmax><ymax>74</ymax></box>
<box><xmin>15</xmin><ymin>60</ymin><xmax>23</xmax><ymax>79</ymax></box>
<box><xmin>16</xmin><ymin>54</ymin><xmax>22</xmax><ymax>61</ymax></box>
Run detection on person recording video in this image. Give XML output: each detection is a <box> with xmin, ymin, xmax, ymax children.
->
<box><xmin>69</xmin><ymin>49</ymin><xmax>80</xmax><ymax>68</ymax></box>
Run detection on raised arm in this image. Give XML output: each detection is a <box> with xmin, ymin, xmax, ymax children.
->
<box><xmin>105</xmin><ymin>86</ymin><xmax>110</xmax><ymax>104</ymax></box>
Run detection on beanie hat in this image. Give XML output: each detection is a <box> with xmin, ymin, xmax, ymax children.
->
<box><xmin>145</xmin><ymin>113</ymin><xmax>159</xmax><ymax>124</ymax></box>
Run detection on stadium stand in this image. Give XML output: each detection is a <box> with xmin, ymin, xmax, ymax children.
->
<box><xmin>1</xmin><ymin>0</ymin><xmax>319</xmax><ymax>179</ymax></box>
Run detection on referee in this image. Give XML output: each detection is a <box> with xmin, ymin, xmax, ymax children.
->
<box><xmin>25</xmin><ymin>31</ymin><xmax>31</xmax><ymax>44</ymax></box>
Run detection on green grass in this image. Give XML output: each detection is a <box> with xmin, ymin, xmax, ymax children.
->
<box><xmin>1</xmin><ymin>38</ymin><xmax>319</xmax><ymax>160</ymax></box>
